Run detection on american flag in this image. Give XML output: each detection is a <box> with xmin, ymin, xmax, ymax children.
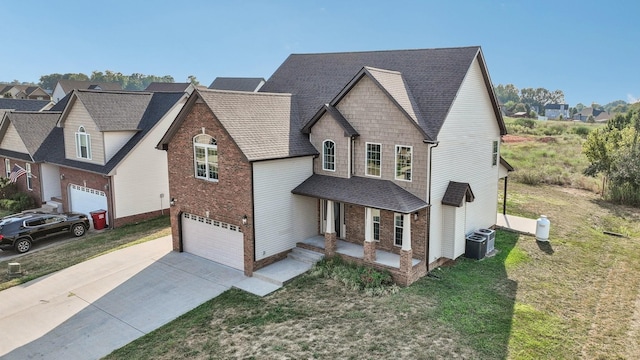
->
<box><xmin>9</xmin><ymin>164</ymin><xmax>26</xmax><ymax>183</ymax></box>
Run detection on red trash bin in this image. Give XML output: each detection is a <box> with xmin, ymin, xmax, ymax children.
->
<box><xmin>90</xmin><ymin>210</ymin><xmax>107</xmax><ymax>230</ymax></box>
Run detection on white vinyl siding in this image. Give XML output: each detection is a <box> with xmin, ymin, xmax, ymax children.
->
<box><xmin>64</xmin><ymin>102</ymin><xmax>104</xmax><ymax>164</ymax></box>
<box><xmin>428</xmin><ymin>57</ymin><xmax>501</xmax><ymax>263</ymax></box>
<box><xmin>253</xmin><ymin>156</ymin><xmax>316</xmax><ymax>261</ymax></box>
<box><xmin>111</xmin><ymin>96</ymin><xmax>185</xmax><ymax>219</ymax></box>
<box><xmin>0</xmin><ymin>123</ymin><xmax>29</xmax><ymax>154</ymax></box>
<box><xmin>104</xmin><ymin>131</ymin><xmax>136</xmax><ymax>163</ymax></box>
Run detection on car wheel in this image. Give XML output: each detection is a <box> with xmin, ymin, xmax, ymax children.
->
<box><xmin>14</xmin><ymin>238</ymin><xmax>32</xmax><ymax>253</ymax></box>
<box><xmin>72</xmin><ymin>224</ymin><xmax>86</xmax><ymax>237</ymax></box>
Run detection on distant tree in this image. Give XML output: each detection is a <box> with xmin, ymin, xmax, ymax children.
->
<box><xmin>39</xmin><ymin>71</ymin><xmax>175</xmax><ymax>91</ymax></box>
<box><xmin>575</xmin><ymin>103</ymin><xmax>586</xmax><ymax>112</ymax></box>
<box><xmin>591</xmin><ymin>102</ymin><xmax>604</xmax><ymax>111</ymax></box>
<box><xmin>39</xmin><ymin>73</ymin><xmax>64</xmax><ymax>90</ymax></box>
<box><xmin>3</xmin><ymin>92</ymin><xmax>12</xmax><ymax>98</ymax></box>
<box><xmin>520</xmin><ymin>87</ymin><xmax>565</xmax><ymax>115</ymax></box>
<box><xmin>587</xmin><ymin>115</ymin><xmax>595</xmax><ymax>123</ymax></box>
<box><xmin>514</xmin><ymin>103</ymin><xmax>527</xmax><ymax>113</ymax></box>
<box><xmin>494</xmin><ymin>84</ymin><xmax>520</xmax><ymax>104</ymax></box>
<box><xmin>570</xmin><ymin>107</ymin><xmax>578</xmax><ymax>117</ymax></box>
<box><xmin>187</xmin><ymin>75</ymin><xmax>200</xmax><ymax>86</ymax></box>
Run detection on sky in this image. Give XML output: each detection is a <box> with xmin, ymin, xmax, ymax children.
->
<box><xmin>2</xmin><ymin>0</ymin><xmax>639</xmax><ymax>106</ymax></box>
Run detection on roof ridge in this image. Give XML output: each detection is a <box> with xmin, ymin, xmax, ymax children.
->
<box><xmin>199</xmin><ymin>88</ymin><xmax>291</xmax><ymax>97</ymax></box>
<box><xmin>289</xmin><ymin>46</ymin><xmax>481</xmax><ymax>56</ymax></box>
<box><xmin>75</xmin><ymin>89</ymin><xmax>152</xmax><ymax>95</ymax></box>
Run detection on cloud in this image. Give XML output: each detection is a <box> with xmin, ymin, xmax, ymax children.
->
<box><xmin>628</xmin><ymin>94</ymin><xmax>639</xmax><ymax>103</ymax></box>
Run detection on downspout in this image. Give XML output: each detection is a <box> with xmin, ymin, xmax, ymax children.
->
<box><xmin>503</xmin><ymin>177</ymin><xmax>508</xmax><ymax>215</ymax></box>
<box><xmin>424</xmin><ymin>139</ymin><xmax>439</xmax><ymax>272</ymax></box>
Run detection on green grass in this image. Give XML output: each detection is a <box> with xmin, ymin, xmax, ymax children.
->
<box><xmin>0</xmin><ymin>215</ymin><xmax>171</xmax><ymax>290</ymax></box>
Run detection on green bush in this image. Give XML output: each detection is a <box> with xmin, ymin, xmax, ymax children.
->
<box><xmin>514</xmin><ymin>118</ymin><xmax>536</xmax><ymax>129</ymax></box>
<box><xmin>0</xmin><ymin>178</ymin><xmax>17</xmax><ymax>199</ymax></box>
<box><xmin>0</xmin><ymin>192</ymin><xmax>35</xmax><ymax>212</ymax></box>
<box><xmin>573</xmin><ymin>126</ymin><xmax>591</xmax><ymax>137</ymax></box>
<box><xmin>311</xmin><ymin>256</ymin><xmax>398</xmax><ymax>295</ymax></box>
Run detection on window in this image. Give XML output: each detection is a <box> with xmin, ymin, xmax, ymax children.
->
<box><xmin>372</xmin><ymin>209</ymin><xmax>380</xmax><ymax>241</ymax></box>
<box><xmin>323</xmin><ymin>140</ymin><xmax>335</xmax><ymax>171</ymax></box>
<box><xmin>394</xmin><ymin>213</ymin><xmax>403</xmax><ymax>246</ymax></box>
<box><xmin>194</xmin><ymin>134</ymin><xmax>218</xmax><ymax>181</ymax></box>
<box><xmin>366</xmin><ymin>143</ymin><xmax>381</xmax><ymax>177</ymax></box>
<box><xmin>75</xmin><ymin>126</ymin><xmax>91</xmax><ymax>159</ymax></box>
<box><xmin>5</xmin><ymin>159</ymin><xmax>10</xmax><ymax>178</ymax></box>
<box><xmin>26</xmin><ymin>163</ymin><xmax>32</xmax><ymax>190</ymax></box>
<box><xmin>395</xmin><ymin>145</ymin><xmax>412</xmax><ymax>181</ymax></box>
<box><xmin>492</xmin><ymin>140</ymin><xmax>499</xmax><ymax>166</ymax></box>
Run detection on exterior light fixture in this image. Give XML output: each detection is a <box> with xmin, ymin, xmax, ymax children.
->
<box><xmin>242</xmin><ymin>215</ymin><xmax>248</xmax><ymax>225</ymax></box>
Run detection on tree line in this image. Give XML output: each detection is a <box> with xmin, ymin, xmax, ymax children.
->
<box><xmin>494</xmin><ymin>84</ymin><xmax>631</xmax><ymax>118</ymax></box>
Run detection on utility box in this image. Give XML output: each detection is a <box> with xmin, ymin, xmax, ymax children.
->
<box><xmin>475</xmin><ymin>228</ymin><xmax>496</xmax><ymax>254</ymax></box>
<box><xmin>465</xmin><ymin>234</ymin><xmax>487</xmax><ymax>260</ymax></box>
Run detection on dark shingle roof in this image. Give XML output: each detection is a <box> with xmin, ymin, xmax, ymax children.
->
<box><xmin>0</xmin><ymin>98</ymin><xmax>51</xmax><ymax>111</ymax></box>
<box><xmin>195</xmin><ymin>89</ymin><xmax>317</xmax><ymax>161</ymax></box>
<box><xmin>302</xmin><ymin>104</ymin><xmax>359</xmax><ymax>137</ymax></box>
<box><xmin>69</xmin><ymin>90</ymin><xmax>153</xmax><ymax>131</ymax></box>
<box><xmin>292</xmin><ymin>174</ymin><xmax>429</xmax><ymax>213</ymax></box>
<box><xmin>260</xmin><ymin>46</ymin><xmax>504</xmax><ymax>139</ymax></box>
<box><xmin>57</xmin><ymin>80</ymin><xmax>122</xmax><ymax>93</ymax></box>
<box><xmin>144</xmin><ymin>82</ymin><xmax>192</xmax><ymax>92</ymax></box>
<box><xmin>41</xmin><ymin>92</ymin><xmax>185</xmax><ymax>174</ymax></box>
<box><xmin>208</xmin><ymin>77</ymin><xmax>265</xmax><ymax>92</ymax></box>
<box><xmin>2</xmin><ymin>112</ymin><xmax>61</xmax><ymax>160</ymax></box>
<box><xmin>441</xmin><ymin>181</ymin><xmax>475</xmax><ymax>207</ymax></box>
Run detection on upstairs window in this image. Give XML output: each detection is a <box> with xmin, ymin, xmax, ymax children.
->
<box><xmin>194</xmin><ymin>134</ymin><xmax>218</xmax><ymax>181</ymax></box>
<box><xmin>75</xmin><ymin>126</ymin><xmax>92</xmax><ymax>159</ymax></box>
<box><xmin>395</xmin><ymin>145</ymin><xmax>412</xmax><ymax>181</ymax></box>
<box><xmin>492</xmin><ymin>140</ymin><xmax>499</xmax><ymax>166</ymax></box>
<box><xmin>323</xmin><ymin>140</ymin><xmax>335</xmax><ymax>171</ymax></box>
<box><xmin>366</xmin><ymin>143</ymin><xmax>381</xmax><ymax>177</ymax></box>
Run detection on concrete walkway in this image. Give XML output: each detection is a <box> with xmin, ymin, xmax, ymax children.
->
<box><xmin>496</xmin><ymin>213</ymin><xmax>537</xmax><ymax>236</ymax></box>
<box><xmin>0</xmin><ymin>235</ymin><xmax>269</xmax><ymax>360</ymax></box>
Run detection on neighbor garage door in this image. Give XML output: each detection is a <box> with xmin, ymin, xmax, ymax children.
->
<box><xmin>181</xmin><ymin>212</ymin><xmax>244</xmax><ymax>270</ymax></box>
<box><xmin>69</xmin><ymin>184</ymin><xmax>108</xmax><ymax>222</ymax></box>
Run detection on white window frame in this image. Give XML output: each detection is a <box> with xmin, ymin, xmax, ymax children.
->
<box><xmin>26</xmin><ymin>163</ymin><xmax>32</xmax><ymax>190</ymax></box>
<box><xmin>365</xmin><ymin>142</ymin><xmax>382</xmax><ymax>177</ymax></box>
<box><xmin>395</xmin><ymin>145</ymin><xmax>413</xmax><ymax>181</ymax></box>
<box><xmin>394</xmin><ymin>213</ymin><xmax>403</xmax><ymax>247</ymax></box>
<box><xmin>193</xmin><ymin>134</ymin><xmax>218</xmax><ymax>182</ymax></box>
<box><xmin>5</xmin><ymin>159</ymin><xmax>10</xmax><ymax>178</ymax></box>
<box><xmin>322</xmin><ymin>139</ymin><xmax>336</xmax><ymax>171</ymax></box>
<box><xmin>492</xmin><ymin>140</ymin><xmax>499</xmax><ymax>166</ymax></box>
<box><xmin>372</xmin><ymin>209</ymin><xmax>380</xmax><ymax>242</ymax></box>
<box><xmin>75</xmin><ymin>126</ymin><xmax>92</xmax><ymax>160</ymax></box>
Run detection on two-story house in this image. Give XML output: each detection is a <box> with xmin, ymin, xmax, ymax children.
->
<box><xmin>544</xmin><ymin>103</ymin><xmax>570</xmax><ymax>120</ymax></box>
<box><xmin>158</xmin><ymin>46</ymin><xmax>506</xmax><ymax>285</ymax></box>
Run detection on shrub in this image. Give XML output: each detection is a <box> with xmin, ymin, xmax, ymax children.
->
<box><xmin>573</xmin><ymin>126</ymin><xmax>591</xmax><ymax>137</ymax></box>
<box><xmin>0</xmin><ymin>192</ymin><xmax>35</xmax><ymax>212</ymax></box>
<box><xmin>311</xmin><ymin>256</ymin><xmax>398</xmax><ymax>295</ymax></box>
<box><xmin>0</xmin><ymin>178</ymin><xmax>17</xmax><ymax>199</ymax></box>
<box><xmin>514</xmin><ymin>118</ymin><xmax>536</xmax><ymax>129</ymax></box>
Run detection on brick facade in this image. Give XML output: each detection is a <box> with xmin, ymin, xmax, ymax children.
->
<box><xmin>3</xmin><ymin>158</ymin><xmax>44</xmax><ymax>206</ymax></box>
<box><xmin>166</xmin><ymin>101</ymin><xmax>256</xmax><ymax>276</ymax></box>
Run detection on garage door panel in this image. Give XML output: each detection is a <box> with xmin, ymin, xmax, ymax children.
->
<box><xmin>69</xmin><ymin>184</ymin><xmax>108</xmax><ymax>228</ymax></box>
<box><xmin>182</xmin><ymin>213</ymin><xmax>244</xmax><ymax>271</ymax></box>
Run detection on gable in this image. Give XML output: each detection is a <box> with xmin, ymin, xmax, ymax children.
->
<box><xmin>63</xmin><ymin>100</ymin><xmax>105</xmax><ymax>165</ymax></box>
<box><xmin>0</xmin><ymin>122</ymin><xmax>29</xmax><ymax>154</ymax></box>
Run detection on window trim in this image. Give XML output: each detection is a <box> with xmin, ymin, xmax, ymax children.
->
<box><xmin>322</xmin><ymin>139</ymin><xmax>336</xmax><ymax>171</ymax></box>
<box><xmin>365</xmin><ymin>142</ymin><xmax>382</xmax><ymax>177</ymax></box>
<box><xmin>75</xmin><ymin>126</ymin><xmax>92</xmax><ymax>160</ymax></box>
<box><xmin>26</xmin><ymin>163</ymin><xmax>32</xmax><ymax>190</ymax></box>
<box><xmin>492</xmin><ymin>140</ymin><xmax>499</xmax><ymax>166</ymax></box>
<box><xmin>395</xmin><ymin>145</ymin><xmax>413</xmax><ymax>182</ymax></box>
<box><xmin>5</xmin><ymin>159</ymin><xmax>10</xmax><ymax>178</ymax></box>
<box><xmin>372</xmin><ymin>208</ymin><xmax>380</xmax><ymax>242</ymax></box>
<box><xmin>193</xmin><ymin>134</ymin><xmax>219</xmax><ymax>182</ymax></box>
<box><xmin>394</xmin><ymin>213</ymin><xmax>403</xmax><ymax>247</ymax></box>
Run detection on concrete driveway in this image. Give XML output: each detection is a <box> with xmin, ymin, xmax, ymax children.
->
<box><xmin>0</xmin><ymin>235</ymin><xmax>248</xmax><ymax>359</ymax></box>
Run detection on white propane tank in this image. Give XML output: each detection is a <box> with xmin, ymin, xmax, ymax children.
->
<box><xmin>536</xmin><ymin>215</ymin><xmax>550</xmax><ymax>241</ymax></box>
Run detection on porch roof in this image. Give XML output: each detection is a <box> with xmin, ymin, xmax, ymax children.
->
<box><xmin>292</xmin><ymin>174</ymin><xmax>429</xmax><ymax>213</ymax></box>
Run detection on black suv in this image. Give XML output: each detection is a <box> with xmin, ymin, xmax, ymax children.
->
<box><xmin>0</xmin><ymin>212</ymin><xmax>90</xmax><ymax>253</ymax></box>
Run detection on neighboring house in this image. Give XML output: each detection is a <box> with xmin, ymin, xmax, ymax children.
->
<box><xmin>0</xmin><ymin>98</ymin><xmax>53</xmax><ymax>120</ymax></box>
<box><xmin>0</xmin><ymin>111</ymin><xmax>61</xmax><ymax>206</ymax></box>
<box><xmin>0</xmin><ymin>89</ymin><xmax>188</xmax><ymax>228</ymax></box>
<box><xmin>51</xmin><ymin>80</ymin><xmax>122</xmax><ymax>104</ymax></box>
<box><xmin>208</xmin><ymin>77</ymin><xmax>265</xmax><ymax>92</ymax></box>
<box><xmin>544</xmin><ymin>103</ymin><xmax>570</xmax><ymax>120</ymax></box>
<box><xmin>144</xmin><ymin>82</ymin><xmax>197</xmax><ymax>94</ymax></box>
<box><xmin>573</xmin><ymin>107</ymin><xmax>611</xmax><ymax>122</ymax></box>
<box><xmin>159</xmin><ymin>46</ymin><xmax>507</xmax><ymax>285</ymax></box>
<box><xmin>1</xmin><ymin>85</ymin><xmax>51</xmax><ymax>101</ymax></box>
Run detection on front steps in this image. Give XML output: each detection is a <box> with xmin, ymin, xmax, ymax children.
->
<box><xmin>251</xmin><ymin>247</ymin><xmax>325</xmax><ymax>286</ymax></box>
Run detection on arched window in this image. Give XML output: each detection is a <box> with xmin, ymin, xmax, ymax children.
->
<box><xmin>193</xmin><ymin>134</ymin><xmax>218</xmax><ymax>181</ymax></box>
<box><xmin>323</xmin><ymin>140</ymin><xmax>335</xmax><ymax>171</ymax></box>
<box><xmin>75</xmin><ymin>126</ymin><xmax>91</xmax><ymax>159</ymax></box>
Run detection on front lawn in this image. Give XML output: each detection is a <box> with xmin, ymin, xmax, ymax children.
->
<box><xmin>105</xmin><ymin>183</ymin><xmax>640</xmax><ymax>359</ymax></box>
<box><xmin>0</xmin><ymin>215</ymin><xmax>171</xmax><ymax>291</ymax></box>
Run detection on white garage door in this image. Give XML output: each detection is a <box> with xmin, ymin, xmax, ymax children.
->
<box><xmin>181</xmin><ymin>213</ymin><xmax>244</xmax><ymax>270</ymax></box>
<box><xmin>69</xmin><ymin>184</ymin><xmax>108</xmax><ymax>223</ymax></box>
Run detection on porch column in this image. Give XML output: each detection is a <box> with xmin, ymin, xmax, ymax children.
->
<box><xmin>364</xmin><ymin>207</ymin><xmax>376</xmax><ymax>262</ymax></box>
<box><xmin>324</xmin><ymin>200</ymin><xmax>337</xmax><ymax>256</ymax></box>
<box><xmin>400</xmin><ymin>213</ymin><xmax>413</xmax><ymax>273</ymax></box>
